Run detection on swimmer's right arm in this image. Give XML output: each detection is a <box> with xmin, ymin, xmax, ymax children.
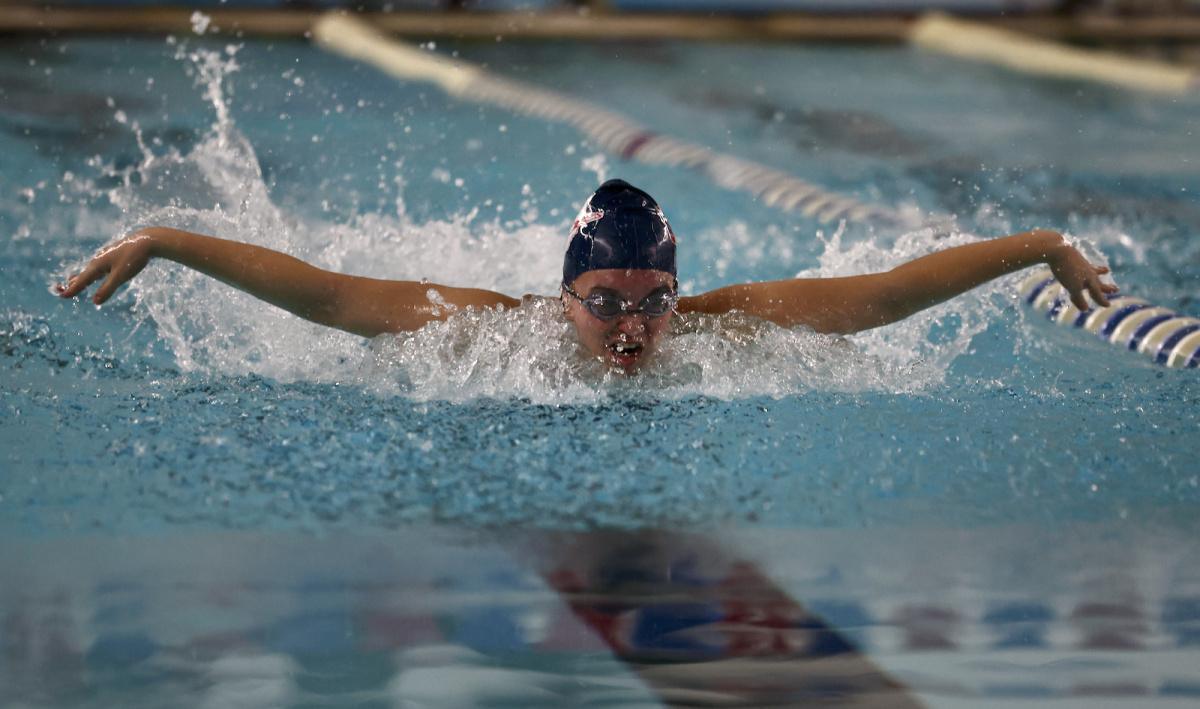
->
<box><xmin>56</xmin><ymin>228</ymin><xmax>520</xmax><ymax>337</ymax></box>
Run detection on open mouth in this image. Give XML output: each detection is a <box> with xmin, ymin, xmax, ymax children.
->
<box><xmin>607</xmin><ymin>341</ymin><xmax>644</xmax><ymax>369</ymax></box>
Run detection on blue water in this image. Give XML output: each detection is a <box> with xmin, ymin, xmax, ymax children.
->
<box><xmin>2</xmin><ymin>33</ymin><xmax>1199</xmax><ymax>707</ymax></box>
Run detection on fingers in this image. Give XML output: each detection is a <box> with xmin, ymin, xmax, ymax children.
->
<box><xmin>1092</xmin><ymin>264</ymin><xmax>1119</xmax><ymax>306</ymax></box>
<box><xmin>1086</xmin><ymin>277</ymin><xmax>1110</xmax><ymax>308</ymax></box>
<box><xmin>1065</xmin><ymin>275</ymin><xmax>1118</xmax><ymax>313</ymax></box>
<box><xmin>91</xmin><ymin>265</ymin><xmax>129</xmax><ymax>304</ymax></box>
<box><xmin>1068</xmin><ymin>287</ymin><xmax>1090</xmax><ymax>312</ymax></box>
<box><xmin>56</xmin><ymin>239</ymin><xmax>150</xmax><ymax>305</ymax></box>
<box><xmin>56</xmin><ymin>259</ymin><xmax>107</xmax><ymax>299</ymax></box>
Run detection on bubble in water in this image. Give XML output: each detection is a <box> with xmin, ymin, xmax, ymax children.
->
<box><xmin>190</xmin><ymin>11</ymin><xmax>211</xmax><ymax>35</ymax></box>
<box><xmin>581</xmin><ymin>153</ymin><xmax>608</xmax><ymax>183</ymax></box>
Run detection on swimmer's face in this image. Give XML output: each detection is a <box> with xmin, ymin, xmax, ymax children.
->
<box><xmin>562</xmin><ymin>269</ymin><xmax>676</xmax><ymax>373</ymax></box>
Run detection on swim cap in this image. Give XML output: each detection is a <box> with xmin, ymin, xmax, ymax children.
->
<box><xmin>563</xmin><ymin>179</ymin><xmax>677</xmax><ymax>286</ymax></box>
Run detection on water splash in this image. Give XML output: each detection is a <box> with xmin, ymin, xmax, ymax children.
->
<box><xmin>69</xmin><ymin>40</ymin><xmax>1041</xmax><ymax>403</ymax></box>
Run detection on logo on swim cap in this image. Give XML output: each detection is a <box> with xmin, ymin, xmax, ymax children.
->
<box><xmin>563</xmin><ymin>179</ymin><xmax>677</xmax><ymax>286</ymax></box>
<box><xmin>653</xmin><ymin>205</ymin><xmax>676</xmax><ymax>244</ymax></box>
<box><xmin>570</xmin><ymin>200</ymin><xmax>605</xmax><ymax>239</ymax></box>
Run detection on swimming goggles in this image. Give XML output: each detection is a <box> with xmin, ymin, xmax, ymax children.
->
<box><xmin>561</xmin><ymin>283</ymin><xmax>677</xmax><ymax>320</ymax></box>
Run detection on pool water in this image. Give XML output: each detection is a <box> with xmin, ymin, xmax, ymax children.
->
<box><xmin>2</xmin><ymin>31</ymin><xmax>1198</xmax><ymax>707</ymax></box>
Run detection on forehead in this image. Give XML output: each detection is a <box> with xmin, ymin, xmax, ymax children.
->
<box><xmin>572</xmin><ymin>269</ymin><xmax>674</xmax><ymax>295</ymax></box>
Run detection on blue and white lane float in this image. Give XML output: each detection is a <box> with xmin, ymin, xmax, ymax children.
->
<box><xmin>312</xmin><ymin>13</ymin><xmax>902</xmax><ymax>226</ymax></box>
<box><xmin>1019</xmin><ymin>270</ymin><xmax>1200</xmax><ymax>368</ymax></box>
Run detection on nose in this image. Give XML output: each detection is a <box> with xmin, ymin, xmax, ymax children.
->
<box><xmin>614</xmin><ymin>313</ymin><xmax>648</xmax><ymax>335</ymax></box>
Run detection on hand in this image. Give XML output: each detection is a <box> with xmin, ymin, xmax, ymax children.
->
<box><xmin>1047</xmin><ymin>239</ymin><xmax>1119</xmax><ymax>311</ymax></box>
<box><xmin>55</xmin><ymin>230</ymin><xmax>157</xmax><ymax>305</ymax></box>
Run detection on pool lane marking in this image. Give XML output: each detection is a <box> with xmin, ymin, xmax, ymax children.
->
<box><xmin>312</xmin><ymin>12</ymin><xmax>905</xmax><ymax>227</ymax></box>
<box><xmin>911</xmin><ymin>13</ymin><xmax>1198</xmax><ymax>96</ymax></box>
<box><xmin>1165</xmin><ymin>328</ymin><xmax>1200</xmax><ymax>368</ymax></box>
<box><xmin>1018</xmin><ymin>269</ymin><xmax>1198</xmax><ymax>369</ymax></box>
<box><xmin>1110</xmin><ymin>308</ymin><xmax>1175</xmax><ymax>349</ymax></box>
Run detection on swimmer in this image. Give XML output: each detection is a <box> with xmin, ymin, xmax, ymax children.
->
<box><xmin>56</xmin><ymin>179</ymin><xmax>1116</xmax><ymax>372</ymax></box>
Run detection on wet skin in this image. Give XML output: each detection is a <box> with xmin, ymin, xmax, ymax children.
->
<box><xmin>562</xmin><ymin>269</ymin><xmax>676</xmax><ymax>373</ymax></box>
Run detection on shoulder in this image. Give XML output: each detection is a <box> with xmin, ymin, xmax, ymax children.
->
<box><xmin>520</xmin><ymin>294</ymin><xmax>558</xmax><ymax>307</ymax></box>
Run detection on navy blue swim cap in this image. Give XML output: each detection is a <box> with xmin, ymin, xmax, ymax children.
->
<box><xmin>563</xmin><ymin>179</ymin><xmax>677</xmax><ymax>287</ymax></box>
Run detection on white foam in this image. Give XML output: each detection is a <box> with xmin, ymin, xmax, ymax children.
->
<box><xmin>74</xmin><ymin>43</ymin><xmax>1025</xmax><ymax>403</ymax></box>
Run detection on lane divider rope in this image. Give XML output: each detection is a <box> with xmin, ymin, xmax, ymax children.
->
<box><xmin>911</xmin><ymin>13</ymin><xmax>1199</xmax><ymax>96</ymax></box>
<box><xmin>1019</xmin><ymin>269</ymin><xmax>1200</xmax><ymax>368</ymax></box>
<box><xmin>312</xmin><ymin>12</ymin><xmax>903</xmax><ymax>226</ymax></box>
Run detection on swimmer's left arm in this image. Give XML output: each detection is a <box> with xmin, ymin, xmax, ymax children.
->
<box><xmin>680</xmin><ymin>229</ymin><xmax>1117</xmax><ymax>334</ymax></box>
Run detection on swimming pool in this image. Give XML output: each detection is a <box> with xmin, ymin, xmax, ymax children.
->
<box><xmin>2</xmin><ymin>29</ymin><xmax>1198</xmax><ymax>707</ymax></box>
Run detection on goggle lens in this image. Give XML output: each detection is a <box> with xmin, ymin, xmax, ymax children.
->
<box><xmin>565</xmin><ymin>285</ymin><xmax>677</xmax><ymax>320</ymax></box>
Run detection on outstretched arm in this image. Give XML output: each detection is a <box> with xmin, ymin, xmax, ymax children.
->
<box><xmin>56</xmin><ymin>227</ymin><xmax>519</xmax><ymax>337</ymax></box>
<box><xmin>679</xmin><ymin>229</ymin><xmax>1116</xmax><ymax>335</ymax></box>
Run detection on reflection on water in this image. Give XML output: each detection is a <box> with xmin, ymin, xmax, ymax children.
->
<box><xmin>522</xmin><ymin>529</ymin><xmax>922</xmax><ymax>708</ymax></box>
<box><xmin>0</xmin><ymin>531</ymin><xmax>916</xmax><ymax>708</ymax></box>
<box><xmin>3</xmin><ymin>525</ymin><xmax>1200</xmax><ymax>708</ymax></box>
